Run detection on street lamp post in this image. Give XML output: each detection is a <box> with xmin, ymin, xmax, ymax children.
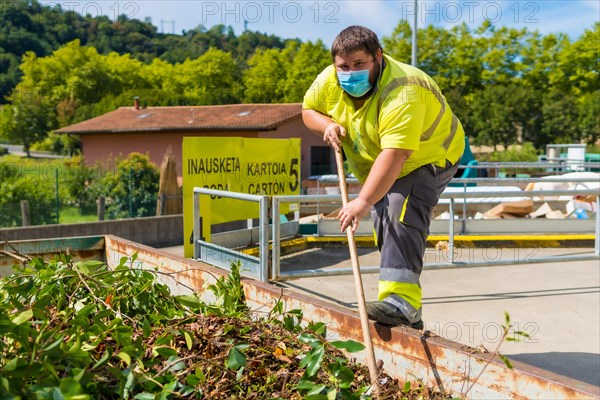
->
<box><xmin>411</xmin><ymin>0</ymin><xmax>418</xmax><ymax>67</ymax></box>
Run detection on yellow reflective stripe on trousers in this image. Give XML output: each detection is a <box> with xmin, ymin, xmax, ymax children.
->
<box><xmin>399</xmin><ymin>193</ymin><xmax>410</xmax><ymax>223</ymax></box>
<box><xmin>379</xmin><ymin>281</ymin><xmax>422</xmax><ymax>310</ymax></box>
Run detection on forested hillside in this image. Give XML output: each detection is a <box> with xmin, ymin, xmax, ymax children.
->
<box><xmin>0</xmin><ymin>0</ymin><xmax>291</xmax><ymax>100</ymax></box>
<box><xmin>0</xmin><ymin>0</ymin><xmax>598</xmax><ymax>153</ymax></box>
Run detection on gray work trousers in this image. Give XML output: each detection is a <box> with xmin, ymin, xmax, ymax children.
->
<box><xmin>371</xmin><ymin>160</ymin><xmax>459</xmax><ymax>322</ymax></box>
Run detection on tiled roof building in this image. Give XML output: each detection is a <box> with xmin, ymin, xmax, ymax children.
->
<box><xmin>56</xmin><ymin>102</ymin><xmax>335</xmax><ymax>180</ymax></box>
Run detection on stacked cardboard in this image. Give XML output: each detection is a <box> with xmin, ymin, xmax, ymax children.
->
<box><xmin>482</xmin><ymin>200</ymin><xmax>572</xmax><ymax>219</ymax></box>
<box><xmin>528</xmin><ymin>202</ymin><xmax>565</xmax><ymax>219</ymax></box>
<box><xmin>482</xmin><ymin>200</ymin><xmax>534</xmax><ymax>219</ymax></box>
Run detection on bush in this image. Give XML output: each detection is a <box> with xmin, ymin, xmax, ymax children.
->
<box><xmin>0</xmin><ymin>168</ymin><xmax>56</xmax><ymax>227</ymax></box>
<box><xmin>62</xmin><ymin>156</ymin><xmax>105</xmax><ymax>215</ymax></box>
<box><xmin>100</xmin><ymin>152</ymin><xmax>160</xmax><ymax>219</ymax></box>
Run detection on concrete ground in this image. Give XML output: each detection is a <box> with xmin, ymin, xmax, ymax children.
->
<box><xmin>159</xmin><ymin>244</ymin><xmax>600</xmax><ymax>388</ymax></box>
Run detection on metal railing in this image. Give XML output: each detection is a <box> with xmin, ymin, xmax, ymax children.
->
<box><xmin>272</xmin><ymin>194</ymin><xmax>368</xmax><ymax>280</ymax></box>
<box><xmin>444</xmin><ymin>177</ymin><xmax>600</xmax><ymax>234</ymax></box>
<box><xmin>457</xmin><ymin>161</ymin><xmax>600</xmax><ymax>173</ymax></box>
<box><xmin>193</xmin><ymin>180</ymin><xmax>599</xmax><ymax>282</ymax></box>
<box><xmin>193</xmin><ymin>187</ymin><xmax>269</xmax><ymax>282</ymax></box>
<box><xmin>270</xmin><ymin>185</ymin><xmax>599</xmax><ymax>280</ymax></box>
<box><xmin>443</xmin><ymin>188</ymin><xmax>600</xmax><ymax>263</ymax></box>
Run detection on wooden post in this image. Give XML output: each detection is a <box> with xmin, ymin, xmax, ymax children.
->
<box><xmin>97</xmin><ymin>196</ymin><xmax>105</xmax><ymax>221</ymax></box>
<box><xmin>20</xmin><ymin>200</ymin><xmax>30</xmax><ymax>226</ymax></box>
<box><xmin>159</xmin><ymin>194</ymin><xmax>166</xmax><ymax>216</ymax></box>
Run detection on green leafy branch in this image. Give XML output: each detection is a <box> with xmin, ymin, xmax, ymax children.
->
<box><xmin>0</xmin><ymin>254</ymin><xmax>386</xmax><ymax>399</ymax></box>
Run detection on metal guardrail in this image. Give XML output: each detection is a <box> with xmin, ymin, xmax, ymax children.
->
<box><xmin>457</xmin><ymin>161</ymin><xmax>600</xmax><ymax>173</ymax></box>
<box><xmin>193</xmin><ymin>181</ymin><xmax>599</xmax><ymax>282</ymax></box>
<box><xmin>308</xmin><ymin>164</ymin><xmax>600</xmax><ymax>186</ymax></box>
<box><xmin>437</xmin><ymin>177</ymin><xmax>599</xmax><ymax>237</ymax></box>
<box><xmin>193</xmin><ymin>187</ymin><xmax>269</xmax><ymax>282</ymax></box>
<box><xmin>459</xmin><ymin>161</ymin><xmax>600</xmax><ymax>169</ymax></box>
<box><xmin>450</xmin><ymin>177</ymin><xmax>600</xmax><ymax>184</ymax></box>
<box><xmin>271</xmin><ymin>187</ymin><xmax>599</xmax><ymax>280</ymax></box>
<box><xmin>443</xmin><ymin>188</ymin><xmax>600</xmax><ymax>263</ymax></box>
<box><xmin>272</xmin><ymin>194</ymin><xmax>361</xmax><ymax>280</ymax></box>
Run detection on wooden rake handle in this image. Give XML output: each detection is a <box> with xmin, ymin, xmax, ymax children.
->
<box><xmin>334</xmin><ymin>150</ymin><xmax>379</xmax><ymax>393</ymax></box>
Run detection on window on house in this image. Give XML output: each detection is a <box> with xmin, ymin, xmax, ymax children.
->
<box><xmin>310</xmin><ymin>146</ymin><xmax>335</xmax><ymax>175</ymax></box>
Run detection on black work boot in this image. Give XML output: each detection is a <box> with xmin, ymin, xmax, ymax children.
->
<box><xmin>366</xmin><ymin>301</ymin><xmax>424</xmax><ymax>330</ymax></box>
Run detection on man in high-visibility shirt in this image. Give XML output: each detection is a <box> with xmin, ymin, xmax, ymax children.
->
<box><xmin>302</xmin><ymin>26</ymin><xmax>465</xmax><ymax>329</ymax></box>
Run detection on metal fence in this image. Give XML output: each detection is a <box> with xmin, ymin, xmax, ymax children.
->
<box><xmin>0</xmin><ymin>163</ymin><xmax>182</xmax><ymax>228</ymax></box>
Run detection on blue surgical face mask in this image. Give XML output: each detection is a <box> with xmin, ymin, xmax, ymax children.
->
<box><xmin>337</xmin><ymin>68</ymin><xmax>372</xmax><ymax>97</ymax></box>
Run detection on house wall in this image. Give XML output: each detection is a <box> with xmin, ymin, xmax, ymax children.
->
<box><xmin>78</xmin><ymin>117</ymin><xmax>334</xmax><ymax>182</ymax></box>
<box><xmin>79</xmin><ymin>130</ymin><xmax>254</xmax><ymax>180</ymax></box>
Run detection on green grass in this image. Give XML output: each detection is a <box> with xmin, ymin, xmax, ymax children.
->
<box><xmin>59</xmin><ymin>206</ymin><xmax>98</xmax><ymax>224</ymax></box>
<box><xmin>0</xmin><ymin>154</ymin><xmax>76</xmax><ymax>182</ymax></box>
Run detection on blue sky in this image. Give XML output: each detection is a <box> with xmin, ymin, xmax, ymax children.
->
<box><xmin>41</xmin><ymin>1</ymin><xmax>599</xmax><ymax>43</ymax></box>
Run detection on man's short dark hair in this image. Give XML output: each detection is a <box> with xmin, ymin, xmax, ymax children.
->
<box><xmin>331</xmin><ymin>26</ymin><xmax>382</xmax><ymax>59</ymax></box>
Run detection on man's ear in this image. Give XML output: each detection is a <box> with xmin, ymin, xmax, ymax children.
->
<box><xmin>375</xmin><ymin>48</ymin><xmax>383</xmax><ymax>63</ymax></box>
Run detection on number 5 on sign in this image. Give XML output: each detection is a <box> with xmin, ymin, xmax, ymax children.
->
<box><xmin>289</xmin><ymin>158</ymin><xmax>299</xmax><ymax>192</ymax></box>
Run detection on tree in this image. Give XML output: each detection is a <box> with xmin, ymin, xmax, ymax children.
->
<box><xmin>577</xmin><ymin>91</ymin><xmax>600</xmax><ymax>145</ymax></box>
<box><xmin>243</xmin><ymin>39</ymin><xmax>330</xmax><ymax>104</ymax></box>
<box><xmin>539</xmin><ymin>89</ymin><xmax>580</xmax><ymax>146</ymax></box>
<box><xmin>243</xmin><ymin>48</ymin><xmax>286</xmax><ymax>103</ymax></box>
<box><xmin>0</xmin><ymin>52</ymin><xmax>21</xmax><ymax>102</ymax></box>
<box><xmin>155</xmin><ymin>35</ymin><xmax>198</xmax><ymax>64</ymax></box>
<box><xmin>443</xmin><ymin>24</ymin><xmax>485</xmax><ymax>94</ymax></box>
<box><xmin>478</xmin><ymin>23</ymin><xmax>529</xmax><ymax>86</ymax></box>
<box><xmin>381</xmin><ymin>20</ymin><xmax>412</xmax><ymax>63</ymax></box>
<box><xmin>280</xmin><ymin>40</ymin><xmax>330</xmax><ymax>103</ymax></box>
<box><xmin>413</xmin><ymin>24</ymin><xmax>455</xmax><ymax>89</ymax></box>
<box><xmin>17</xmin><ymin>40</ymin><xmax>116</xmax><ymax>105</ymax></box>
<box><xmin>233</xmin><ymin>30</ymin><xmax>288</xmax><ymax>63</ymax></box>
<box><xmin>520</xmin><ymin>32</ymin><xmax>570</xmax><ymax>92</ymax></box>
<box><xmin>0</xmin><ymin>98</ymin><xmax>54</xmax><ymax>156</ymax></box>
<box><xmin>13</xmin><ymin>39</ymin><xmax>159</xmax><ymax>129</ymax></box>
<box><xmin>471</xmin><ymin>84</ymin><xmax>539</xmax><ymax>150</ymax></box>
<box><xmin>549</xmin><ymin>23</ymin><xmax>599</xmax><ymax>97</ymax></box>
<box><xmin>166</xmin><ymin>48</ymin><xmax>242</xmax><ymax>104</ymax></box>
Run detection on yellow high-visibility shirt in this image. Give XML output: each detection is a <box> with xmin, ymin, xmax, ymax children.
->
<box><xmin>303</xmin><ymin>54</ymin><xmax>465</xmax><ymax>183</ymax></box>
